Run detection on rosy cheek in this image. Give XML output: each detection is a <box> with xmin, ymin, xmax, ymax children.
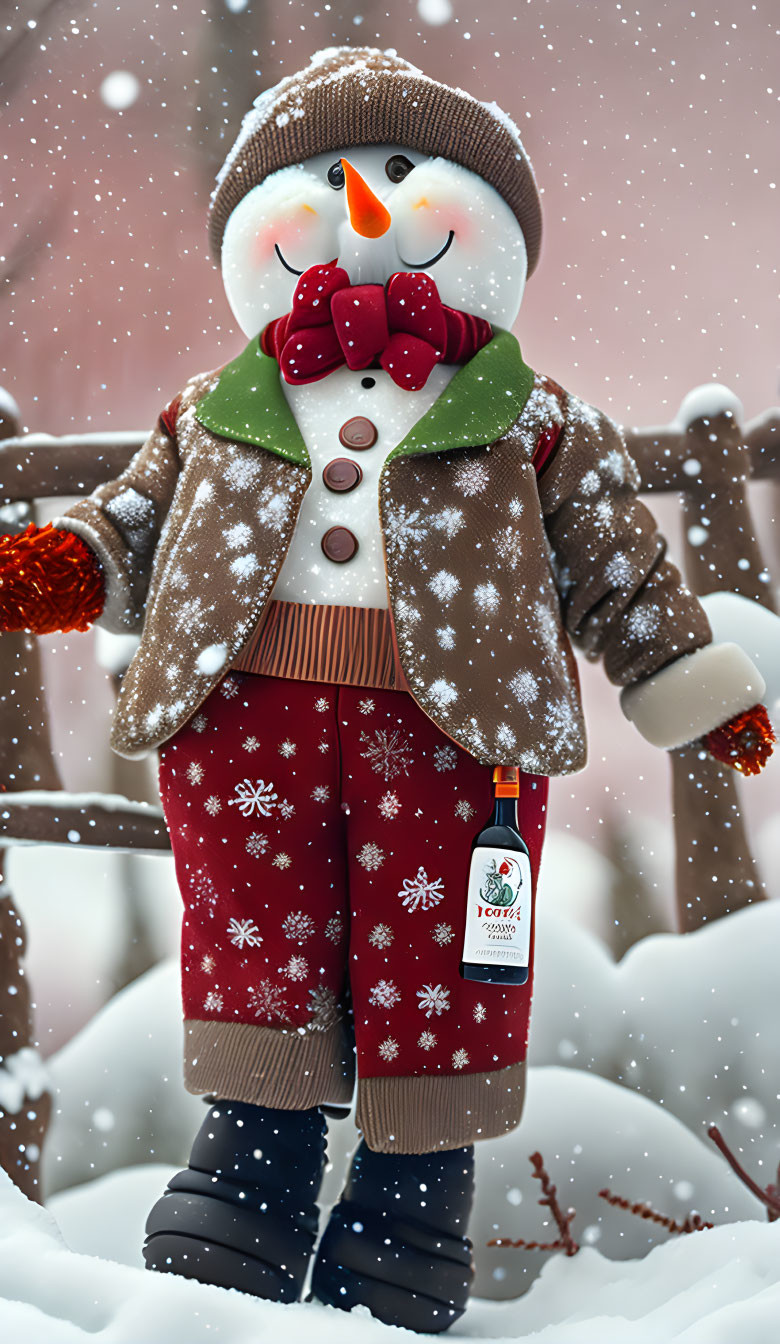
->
<box><xmin>414</xmin><ymin>199</ymin><xmax>473</xmax><ymax>245</ymax></box>
<box><xmin>251</xmin><ymin>222</ymin><xmax>279</xmax><ymax>266</ymax></box>
<box><xmin>252</xmin><ymin>205</ymin><xmax>320</xmax><ymax>265</ymax></box>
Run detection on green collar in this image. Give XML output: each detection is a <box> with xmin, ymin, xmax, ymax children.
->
<box><xmin>194</xmin><ymin>328</ymin><xmax>535</xmax><ymax>469</ymax></box>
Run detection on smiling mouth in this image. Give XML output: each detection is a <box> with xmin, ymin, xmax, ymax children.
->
<box><xmin>398</xmin><ymin>230</ymin><xmax>455</xmax><ymax>270</ymax></box>
<box><xmin>275</xmin><ymin>229</ymin><xmax>455</xmax><ymax>277</ymax></box>
<box><xmin>274</xmin><ymin>243</ymin><xmax>304</xmax><ymax>275</ymax></box>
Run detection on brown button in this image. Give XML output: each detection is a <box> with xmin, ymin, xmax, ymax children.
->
<box><xmin>323</xmin><ymin>457</ymin><xmax>363</xmax><ymax>493</ymax></box>
<box><xmin>339</xmin><ymin>416</ymin><xmax>378</xmax><ymax>451</ymax></box>
<box><xmin>321</xmin><ymin>526</ymin><xmax>359</xmax><ymax>563</ymax></box>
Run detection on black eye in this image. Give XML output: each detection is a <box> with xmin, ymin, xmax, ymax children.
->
<box><xmin>327</xmin><ymin>161</ymin><xmax>345</xmax><ymax>190</ymax></box>
<box><xmin>385</xmin><ymin>154</ymin><xmax>414</xmax><ymax>184</ymax></box>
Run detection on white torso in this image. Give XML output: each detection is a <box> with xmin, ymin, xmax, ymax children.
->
<box><xmin>270</xmin><ymin>363</ymin><xmax>458</xmax><ymax>607</ymax></box>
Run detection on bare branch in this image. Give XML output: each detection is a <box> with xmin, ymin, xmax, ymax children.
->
<box><xmin>708</xmin><ymin>1126</ymin><xmax>780</xmax><ymax>1221</ymax></box>
<box><xmin>598</xmin><ymin>1187</ymin><xmax>713</xmax><ymax>1234</ymax></box>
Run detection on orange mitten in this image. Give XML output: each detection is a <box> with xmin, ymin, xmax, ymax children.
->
<box><xmin>0</xmin><ymin>522</ymin><xmax>104</xmax><ymax>633</ymax></box>
<box><xmin>704</xmin><ymin>703</ymin><xmax>775</xmax><ymax>777</ymax></box>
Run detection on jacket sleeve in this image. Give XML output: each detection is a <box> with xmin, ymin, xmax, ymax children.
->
<box><xmin>53</xmin><ymin>399</ymin><xmax>181</xmax><ymax>635</ymax></box>
<box><xmin>536</xmin><ymin>392</ymin><xmax>763</xmax><ymax>748</ymax></box>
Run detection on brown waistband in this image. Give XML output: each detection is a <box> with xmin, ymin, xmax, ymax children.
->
<box><xmin>231</xmin><ymin>600</ymin><xmax>409</xmax><ymax>691</ymax></box>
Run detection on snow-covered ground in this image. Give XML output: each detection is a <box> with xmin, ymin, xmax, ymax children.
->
<box><xmin>2</xmin><ymin>1167</ymin><xmax>779</xmax><ymax>1342</ymax></box>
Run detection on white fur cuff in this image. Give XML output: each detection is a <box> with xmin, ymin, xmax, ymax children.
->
<box><xmin>620</xmin><ymin>642</ymin><xmax>765</xmax><ymax>750</ymax></box>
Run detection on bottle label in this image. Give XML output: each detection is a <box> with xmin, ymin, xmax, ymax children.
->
<box><xmin>461</xmin><ymin>847</ymin><xmax>533</xmax><ymax>967</ymax></box>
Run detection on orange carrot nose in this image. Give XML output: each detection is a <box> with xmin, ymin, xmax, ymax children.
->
<box><xmin>341</xmin><ymin>158</ymin><xmax>391</xmax><ymax>238</ymax></box>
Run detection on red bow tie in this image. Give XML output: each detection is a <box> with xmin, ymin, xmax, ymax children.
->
<box><xmin>261</xmin><ymin>265</ymin><xmax>493</xmax><ymax>391</ymax></box>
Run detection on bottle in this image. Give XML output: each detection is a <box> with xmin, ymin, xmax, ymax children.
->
<box><xmin>459</xmin><ymin>766</ymin><xmax>533</xmax><ymax>986</ymax></box>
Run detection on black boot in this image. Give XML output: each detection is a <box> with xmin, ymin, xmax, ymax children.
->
<box><xmin>311</xmin><ymin>1140</ymin><xmax>475</xmax><ymax>1333</ymax></box>
<box><xmin>143</xmin><ymin>1099</ymin><xmax>326</xmax><ymax>1301</ymax></box>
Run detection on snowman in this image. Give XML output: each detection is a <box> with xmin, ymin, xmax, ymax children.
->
<box><xmin>0</xmin><ymin>46</ymin><xmax>774</xmax><ymax>1333</ymax></box>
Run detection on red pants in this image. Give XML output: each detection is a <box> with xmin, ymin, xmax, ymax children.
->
<box><xmin>159</xmin><ymin>673</ymin><xmax>548</xmax><ymax>1152</ymax></box>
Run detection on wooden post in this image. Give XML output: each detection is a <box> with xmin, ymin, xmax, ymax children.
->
<box><xmin>625</xmin><ymin>389</ymin><xmax>776</xmax><ymax>932</ymax></box>
<box><xmin>0</xmin><ymin>394</ymin><xmax>55</xmax><ymax>1201</ymax></box>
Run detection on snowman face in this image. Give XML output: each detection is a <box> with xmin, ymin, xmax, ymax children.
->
<box><xmin>221</xmin><ymin>145</ymin><xmax>528</xmax><ymax>340</ymax></box>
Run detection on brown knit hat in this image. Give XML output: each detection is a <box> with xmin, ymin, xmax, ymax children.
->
<box><xmin>209</xmin><ymin>46</ymin><xmax>543</xmax><ymax>274</ymax></box>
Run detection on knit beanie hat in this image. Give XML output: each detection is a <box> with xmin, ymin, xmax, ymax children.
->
<box><xmin>209</xmin><ymin>46</ymin><xmax>543</xmax><ymax>274</ymax></box>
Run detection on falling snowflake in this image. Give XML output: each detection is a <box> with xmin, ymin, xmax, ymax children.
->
<box><xmin>357</xmin><ymin>841</ymin><xmax>385</xmax><ymax>871</ymax></box>
<box><xmin>191</xmin><ymin>713</ymin><xmax>208</xmax><ymax>734</ymax></box>
<box><xmin>378</xmin><ymin>1037</ymin><xmax>400</xmax><ymax>1062</ymax></box>
<box><xmin>432</xmin><ymin>922</ymin><xmax>455</xmax><ymax>946</ymax></box>
<box><xmin>204</xmin><ymin>795</ymin><xmax>222</xmax><ymax>817</ymax></box>
<box><xmin>246</xmin><ymin>832</ymin><xmax>269</xmax><ymax>858</ymax></box>
<box><xmin>454</xmin><ymin>459</ymin><xmax>489</xmax><ymax>495</ymax></box>
<box><xmin>325</xmin><ymin>916</ymin><xmax>344</xmax><ymax>943</ymax></box>
<box><xmin>201</xmin><ymin>952</ymin><xmax>216</xmax><ymax>974</ymax></box>
<box><xmin>229</xmin><ymin>778</ymin><xmax>278</xmax><ymax>817</ymax></box>
<box><xmin>436</xmin><ymin>625</ymin><xmax>456</xmax><ymax>650</ymax></box>
<box><xmin>273</xmin><ymin>851</ymin><xmax>292</xmax><ymax>870</ymax></box>
<box><xmin>452</xmin><ymin>1048</ymin><xmax>470</xmax><ymax>1070</ymax></box>
<box><xmin>369</xmin><ymin>979</ymin><xmax>402</xmax><ymax>1009</ymax></box>
<box><xmin>243</xmin><ymin>735</ymin><xmax>260</xmax><ymax>753</ymax></box>
<box><xmin>203</xmin><ymin>990</ymin><xmax>224</xmax><ymax>1012</ymax></box>
<box><xmin>368</xmin><ymin>923</ymin><xmax>394</xmax><ymax>950</ymax></box>
<box><xmin>417</xmin><ymin>983</ymin><xmax>451</xmax><ymax>1018</ymax></box>
<box><xmin>433</xmin><ymin>745</ymin><xmax>458</xmax><ymax>772</ymax></box>
<box><xmin>399</xmin><ymin>867</ymin><xmax>445</xmax><ymax>913</ymax></box>
<box><xmin>186</xmin><ymin>761</ymin><xmax>204</xmax><ymax>786</ymax></box>
<box><xmin>220</xmin><ymin>677</ymin><xmax>241</xmax><ymax>699</ymax></box>
<box><xmin>282</xmin><ymin>911</ymin><xmax>316</xmax><ymax>943</ymax></box>
<box><xmin>311</xmin><ymin>784</ymin><xmax>330</xmax><ymax>804</ymax></box>
<box><xmin>248</xmin><ymin>979</ymin><xmax>290</xmax><ymax>1023</ymax></box>
<box><xmin>314</xmin><ymin>696</ymin><xmax>329</xmax><ymax>713</ymax></box>
<box><xmin>228</xmin><ymin>917</ymin><xmax>263</xmax><ymax>949</ymax></box>
<box><xmin>378</xmin><ymin>791</ymin><xmax>402</xmax><ymax>820</ymax></box>
<box><xmin>358</xmin><ymin>698</ymin><xmax>375</xmax><ymax>715</ymax></box>
<box><xmin>418</xmin><ymin>1030</ymin><xmax>437</xmax><ymax>1051</ymax></box>
<box><xmin>473</xmin><ymin>1002</ymin><xmax>487</xmax><ymax>1023</ymax></box>
<box><xmin>454</xmin><ymin>799</ymin><xmax>476</xmax><ymax>822</ymax></box>
<box><xmin>283</xmin><ymin>954</ymin><xmax>309</xmax><ymax>982</ymax></box>
<box><xmin>307</xmin><ymin>984</ymin><xmax>339</xmax><ymax>1032</ymax></box>
<box><xmin>189</xmin><ymin>867</ymin><xmax>220</xmax><ymax>918</ymax></box>
<box><xmin>317</xmin><ymin>740</ymin><xmax>330</xmax><ymax>753</ymax></box>
<box><xmin>359</xmin><ymin>728</ymin><xmax>413</xmax><ymax>782</ymax></box>
<box><xmin>278</xmin><ymin>799</ymin><xmax>296</xmax><ymax>820</ymax></box>
<box><xmin>278</xmin><ymin>739</ymin><xmax>297</xmax><ymax>758</ymax></box>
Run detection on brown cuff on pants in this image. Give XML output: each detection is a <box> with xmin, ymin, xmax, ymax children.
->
<box><xmin>356</xmin><ymin>1060</ymin><xmax>527</xmax><ymax>1154</ymax></box>
<box><xmin>183</xmin><ymin>1018</ymin><xmax>355</xmax><ymax>1110</ymax></box>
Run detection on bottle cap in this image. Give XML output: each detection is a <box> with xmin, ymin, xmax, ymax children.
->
<box><xmin>493</xmin><ymin>765</ymin><xmax>520</xmax><ymax>798</ymax></box>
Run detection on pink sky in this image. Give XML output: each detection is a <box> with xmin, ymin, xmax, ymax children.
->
<box><xmin>2</xmin><ymin>0</ymin><xmax>778</xmax><ymax>853</ymax></box>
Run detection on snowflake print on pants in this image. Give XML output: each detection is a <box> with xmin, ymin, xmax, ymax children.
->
<box><xmin>369</xmin><ymin>979</ymin><xmax>402</xmax><ymax>1010</ymax></box>
<box><xmin>359</xmin><ymin>727</ymin><xmax>413</xmax><ymax>781</ymax></box>
<box><xmin>398</xmin><ymin>867</ymin><xmax>445</xmax><ymax>913</ymax></box>
<box><xmin>229</xmin><ymin>778</ymin><xmax>278</xmax><ymax>817</ymax></box>
<box><xmin>158</xmin><ymin>673</ymin><xmax>548</xmax><ymax>1143</ymax></box>
<box><xmin>228</xmin><ymin>918</ymin><xmax>262</xmax><ymax>949</ymax></box>
<box><xmin>417</xmin><ymin>983</ymin><xmax>451</xmax><ymax>1018</ymax></box>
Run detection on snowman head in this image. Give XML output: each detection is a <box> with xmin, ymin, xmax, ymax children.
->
<box><xmin>210</xmin><ymin>47</ymin><xmax>542</xmax><ymax>343</ymax></box>
<box><xmin>221</xmin><ymin>145</ymin><xmax>528</xmax><ymax>339</ymax></box>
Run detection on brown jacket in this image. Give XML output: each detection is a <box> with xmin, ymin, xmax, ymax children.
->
<box><xmin>59</xmin><ymin>331</ymin><xmax>712</xmax><ymax>770</ymax></box>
